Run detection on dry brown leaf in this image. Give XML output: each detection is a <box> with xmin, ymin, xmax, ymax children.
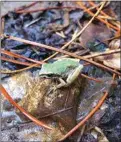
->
<box><xmin>91</xmin><ymin>126</ymin><xmax>109</xmax><ymax>142</ymax></box>
<box><xmin>94</xmin><ymin>53</ymin><xmax>120</xmax><ymax>70</ymax></box>
<box><xmin>103</xmin><ymin>58</ymin><xmax>120</xmax><ymax>70</ymax></box>
<box><xmin>109</xmin><ymin>39</ymin><xmax>120</xmax><ymax>49</ymax></box>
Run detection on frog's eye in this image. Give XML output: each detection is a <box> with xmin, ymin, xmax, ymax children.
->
<box><xmin>67</xmin><ymin>66</ymin><xmax>73</xmax><ymax>69</ymax></box>
<box><xmin>68</xmin><ymin>65</ymin><xmax>76</xmax><ymax>69</ymax></box>
<box><xmin>47</xmin><ymin>74</ymin><xmax>54</xmax><ymax>77</ymax></box>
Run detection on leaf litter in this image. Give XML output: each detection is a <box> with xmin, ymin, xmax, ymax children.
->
<box><xmin>1</xmin><ymin>1</ymin><xmax>121</xmax><ymax>142</ymax></box>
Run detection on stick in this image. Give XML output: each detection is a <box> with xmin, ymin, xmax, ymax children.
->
<box><xmin>0</xmin><ymin>64</ymin><xmax>39</xmax><ymax>74</ymax></box>
<box><xmin>84</xmin><ymin>49</ymin><xmax>120</xmax><ymax>59</ymax></box>
<box><xmin>1</xmin><ymin>56</ymin><xmax>32</xmax><ymax>66</ymax></box>
<box><xmin>81</xmin><ymin>73</ymin><xmax>102</xmax><ymax>83</ymax></box>
<box><xmin>1</xmin><ymin>49</ymin><xmax>44</xmax><ymax>64</ymax></box>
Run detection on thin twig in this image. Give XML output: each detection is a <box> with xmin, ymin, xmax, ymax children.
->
<box><xmin>81</xmin><ymin>73</ymin><xmax>102</xmax><ymax>83</ymax></box>
<box><xmin>1</xmin><ymin>56</ymin><xmax>33</xmax><ymax>66</ymax></box>
<box><xmin>16</xmin><ymin>6</ymin><xmax>77</xmax><ymax>13</ymax></box>
<box><xmin>77</xmin><ymin>125</ymin><xmax>86</xmax><ymax>142</ymax></box>
<box><xmin>0</xmin><ymin>64</ymin><xmax>39</xmax><ymax>74</ymax></box>
<box><xmin>15</xmin><ymin>1</ymin><xmax>38</xmax><ymax>12</ymax></box>
<box><xmin>89</xmin><ymin>1</ymin><xmax>111</xmax><ymax>18</ymax></box>
<box><xmin>1</xmin><ymin>18</ymin><xmax>5</xmax><ymax>35</ymax></box>
<box><xmin>54</xmin><ymin>50</ymin><xmax>90</xmax><ymax>59</ymax></box>
<box><xmin>24</xmin><ymin>17</ymin><xmax>42</xmax><ymax>28</ymax></box>
<box><xmin>104</xmin><ymin>35</ymin><xmax>121</xmax><ymax>42</ymax></box>
<box><xmin>16</xmin><ymin>3</ymin><xmax>102</xmax><ymax>14</ymax></box>
<box><xmin>84</xmin><ymin>49</ymin><xmax>120</xmax><ymax>59</ymax></box>
<box><xmin>0</xmin><ymin>85</ymin><xmax>52</xmax><ymax>130</ymax></box>
<box><xmin>40</xmin><ymin>107</ymin><xmax>72</xmax><ymax>119</ymax></box>
<box><xmin>98</xmin><ymin>15</ymin><xmax>118</xmax><ymax>21</ymax></box>
<box><xmin>1</xmin><ymin>49</ymin><xmax>44</xmax><ymax>64</ymax></box>
<box><xmin>59</xmin><ymin>91</ymin><xmax>108</xmax><ymax>141</ymax></box>
<box><xmin>113</xmin><ymin>73</ymin><xmax>116</xmax><ymax>81</ymax></box>
<box><xmin>1</xmin><ymin>2</ymin><xmax>38</xmax><ymax>18</ymax></box>
<box><xmin>3</xmin><ymin>35</ymin><xmax>121</xmax><ymax>76</ymax></box>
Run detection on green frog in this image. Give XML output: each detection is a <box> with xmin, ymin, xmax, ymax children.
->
<box><xmin>39</xmin><ymin>58</ymin><xmax>84</xmax><ymax>88</ymax></box>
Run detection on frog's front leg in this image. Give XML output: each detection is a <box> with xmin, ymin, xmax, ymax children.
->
<box><xmin>66</xmin><ymin>65</ymin><xmax>83</xmax><ymax>85</ymax></box>
<box><xmin>56</xmin><ymin>78</ymin><xmax>67</xmax><ymax>88</ymax></box>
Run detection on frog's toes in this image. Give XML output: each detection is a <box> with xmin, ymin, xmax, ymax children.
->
<box><xmin>47</xmin><ymin>86</ymin><xmax>57</xmax><ymax>94</ymax></box>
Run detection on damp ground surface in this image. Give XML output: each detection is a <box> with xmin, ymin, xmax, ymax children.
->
<box><xmin>1</xmin><ymin>1</ymin><xmax>121</xmax><ymax>142</ymax></box>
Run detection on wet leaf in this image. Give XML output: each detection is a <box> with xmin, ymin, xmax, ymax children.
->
<box><xmin>77</xmin><ymin>77</ymin><xmax>112</xmax><ymax>122</ymax></box>
<box><xmin>79</xmin><ymin>22</ymin><xmax>112</xmax><ymax>48</ymax></box>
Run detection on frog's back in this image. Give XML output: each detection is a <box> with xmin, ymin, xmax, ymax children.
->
<box><xmin>40</xmin><ymin>58</ymin><xmax>80</xmax><ymax>75</ymax></box>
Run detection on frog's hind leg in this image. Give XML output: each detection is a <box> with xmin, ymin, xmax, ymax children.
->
<box><xmin>66</xmin><ymin>65</ymin><xmax>83</xmax><ymax>85</ymax></box>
